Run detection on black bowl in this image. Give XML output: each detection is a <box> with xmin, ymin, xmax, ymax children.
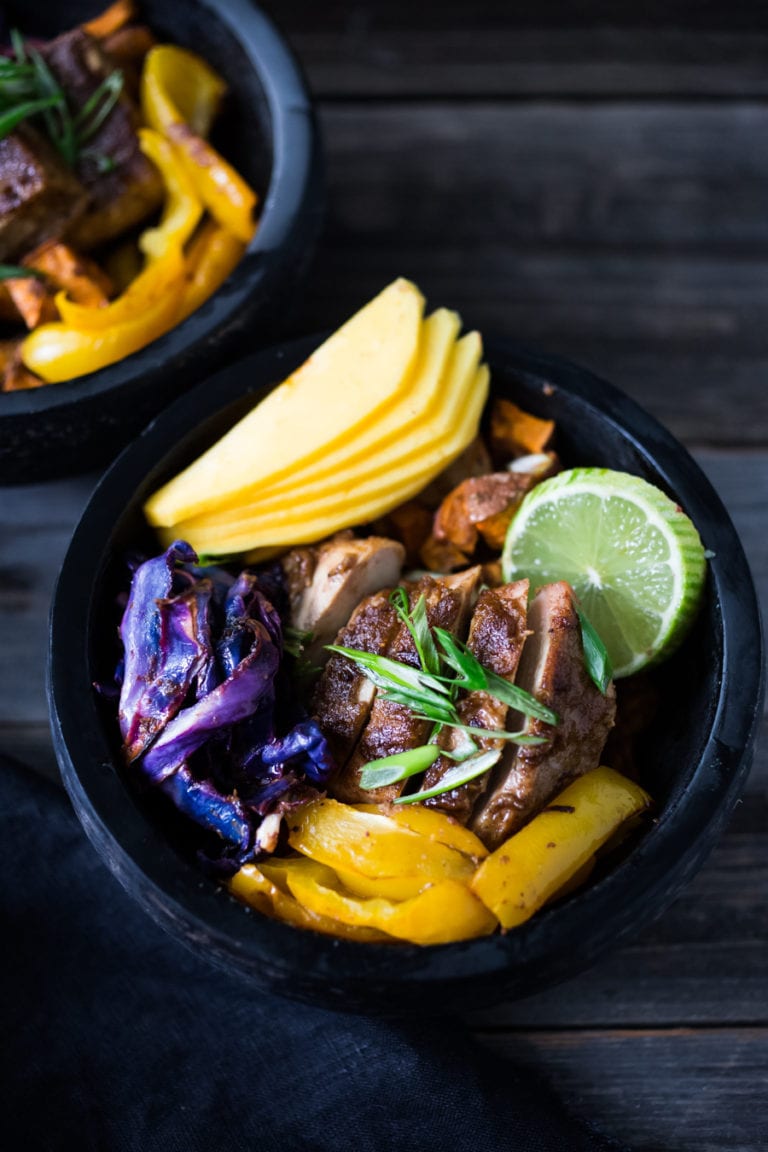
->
<box><xmin>49</xmin><ymin>337</ymin><xmax>764</xmax><ymax>1014</ymax></box>
<box><xmin>0</xmin><ymin>0</ymin><xmax>323</xmax><ymax>483</ymax></box>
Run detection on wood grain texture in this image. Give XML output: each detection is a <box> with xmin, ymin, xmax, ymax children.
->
<box><xmin>262</xmin><ymin>1</ymin><xmax>768</xmax><ymax>98</ymax></box>
<box><xmin>476</xmin><ymin>1026</ymin><xmax>768</xmax><ymax>1152</ymax></box>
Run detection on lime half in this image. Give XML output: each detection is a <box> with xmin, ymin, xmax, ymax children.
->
<box><xmin>501</xmin><ymin>468</ymin><xmax>707</xmax><ymax>677</ymax></box>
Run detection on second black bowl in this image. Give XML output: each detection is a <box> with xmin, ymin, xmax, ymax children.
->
<box><xmin>49</xmin><ymin>336</ymin><xmax>764</xmax><ymax>1014</ymax></box>
<box><xmin>0</xmin><ymin>0</ymin><xmax>323</xmax><ymax>482</ymax></box>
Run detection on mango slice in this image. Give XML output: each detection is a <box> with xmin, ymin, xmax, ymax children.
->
<box><xmin>287</xmin><ymin>799</ymin><xmax>476</xmax><ymax>885</ymax></box>
<box><xmin>470</xmin><ymin>766</ymin><xmax>652</xmax><ymax>930</ymax></box>
<box><xmin>145</xmin><ymin>277</ymin><xmax>425</xmax><ymax>527</ymax></box>
<box><xmin>228</xmin><ymin>861</ymin><xmax>390</xmax><ymax>941</ymax></box>
<box><xmin>175</xmin><ymin>329</ymin><xmax>482</xmax><ymax>531</ymax></box>
<box><xmin>285</xmin><ymin>872</ymin><xmax>497</xmax><ymax>945</ymax></box>
<box><xmin>245</xmin><ymin>306</ymin><xmax>462</xmax><ymax>502</ymax></box>
<box><xmin>162</xmin><ymin>360</ymin><xmax>490</xmax><ymax>555</ymax></box>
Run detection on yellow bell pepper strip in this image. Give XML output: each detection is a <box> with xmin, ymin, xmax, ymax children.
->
<box><xmin>141</xmin><ymin>44</ymin><xmax>226</xmax><ymax>139</ymax></box>
<box><xmin>176</xmin><ymin>220</ymin><xmax>246</xmax><ymax>324</ymax></box>
<box><xmin>21</xmin><ymin>277</ymin><xmax>181</xmax><ymax>383</ymax></box>
<box><xmin>284</xmin><ymin>872</ymin><xmax>497</xmax><ymax>945</ymax></box>
<box><xmin>470</xmin><ymin>766</ymin><xmax>652</xmax><ymax>930</ymax></box>
<box><xmin>54</xmin><ymin>243</ymin><xmax>184</xmax><ymax>330</ymax></box>
<box><xmin>287</xmin><ymin>798</ymin><xmax>475</xmax><ymax>885</ymax></box>
<box><xmin>354</xmin><ymin>803</ymin><xmax>489</xmax><ymax>860</ymax></box>
<box><xmin>228</xmin><ymin>862</ymin><xmax>390</xmax><ymax>941</ymax></box>
<box><xmin>141</xmin><ymin>45</ymin><xmax>256</xmax><ymax>242</ymax></box>
<box><xmin>137</xmin><ymin>129</ymin><xmax>203</xmax><ymax>262</ymax></box>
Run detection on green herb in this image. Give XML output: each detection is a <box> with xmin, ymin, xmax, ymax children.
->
<box><xmin>0</xmin><ymin>32</ymin><xmax>123</xmax><ymax>170</ymax></box>
<box><xmin>283</xmin><ymin>626</ymin><xmax>314</xmax><ymax>660</ymax></box>
<box><xmin>325</xmin><ymin>645</ymin><xmax>456</xmax><ymax>725</ymax></box>
<box><xmin>358</xmin><ymin>745</ymin><xmax>441</xmax><ymax>791</ymax></box>
<box><xmin>433</xmin><ymin>627</ymin><xmax>559</xmax><ymax>725</ymax></box>
<box><xmin>389</xmin><ymin>587</ymin><xmax>441</xmax><ymax>676</ymax></box>
<box><xmin>394</xmin><ymin>750</ymin><xmax>502</xmax><ymax>805</ymax></box>
<box><xmin>0</xmin><ymin>263</ymin><xmax>46</xmax><ymax>282</ymax></box>
<box><xmin>575</xmin><ymin>606</ymin><xmax>613</xmax><ymax>694</ymax></box>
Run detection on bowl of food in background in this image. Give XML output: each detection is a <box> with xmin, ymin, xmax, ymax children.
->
<box><xmin>0</xmin><ymin>0</ymin><xmax>323</xmax><ymax>482</ymax></box>
<box><xmin>49</xmin><ymin>279</ymin><xmax>763</xmax><ymax>1013</ymax></box>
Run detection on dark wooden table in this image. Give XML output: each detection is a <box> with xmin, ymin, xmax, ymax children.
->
<box><xmin>2</xmin><ymin>5</ymin><xmax>766</xmax><ymax>1149</ymax></box>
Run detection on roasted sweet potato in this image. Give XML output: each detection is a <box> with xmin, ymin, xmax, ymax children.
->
<box><xmin>490</xmin><ymin>398</ymin><xmax>555</xmax><ymax>462</ymax></box>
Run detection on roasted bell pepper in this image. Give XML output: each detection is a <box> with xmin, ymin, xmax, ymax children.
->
<box><xmin>470</xmin><ymin>766</ymin><xmax>652</xmax><ymax>930</ymax></box>
<box><xmin>21</xmin><ymin>253</ymin><xmax>182</xmax><ymax>383</ymax></box>
<box><xmin>141</xmin><ymin>45</ymin><xmax>257</xmax><ymax>243</ymax></box>
<box><xmin>137</xmin><ymin>128</ymin><xmax>203</xmax><ymax>261</ymax></box>
<box><xmin>176</xmin><ymin>220</ymin><xmax>246</xmax><ymax>323</ymax></box>
<box><xmin>141</xmin><ymin>44</ymin><xmax>225</xmax><ymax>138</ymax></box>
<box><xmin>54</xmin><ymin>243</ymin><xmax>184</xmax><ymax>330</ymax></box>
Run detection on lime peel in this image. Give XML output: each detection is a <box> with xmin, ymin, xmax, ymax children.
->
<box><xmin>501</xmin><ymin>467</ymin><xmax>706</xmax><ymax>678</ymax></box>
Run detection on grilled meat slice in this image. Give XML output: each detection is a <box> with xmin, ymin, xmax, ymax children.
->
<box><xmin>334</xmin><ymin>568</ymin><xmax>482</xmax><ymax>804</ymax></box>
<box><xmin>312</xmin><ymin>589</ymin><xmax>401</xmax><ymax>771</ymax></box>
<box><xmin>470</xmin><ymin>581</ymin><xmax>616</xmax><ymax>850</ymax></box>
<box><xmin>0</xmin><ymin>128</ymin><xmax>87</xmax><ymax>261</ymax></box>
<box><xmin>43</xmin><ymin>29</ymin><xmax>163</xmax><ymax>249</ymax></box>
<box><xmin>423</xmin><ymin>580</ymin><xmax>530</xmax><ymax>823</ymax></box>
<box><xmin>283</xmin><ymin>534</ymin><xmax>405</xmax><ymax>665</ymax></box>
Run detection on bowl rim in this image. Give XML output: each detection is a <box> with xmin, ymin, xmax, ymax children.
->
<box><xmin>48</xmin><ymin>336</ymin><xmax>765</xmax><ymax>1000</ymax></box>
<box><xmin>0</xmin><ymin>0</ymin><xmax>317</xmax><ymax>416</ymax></box>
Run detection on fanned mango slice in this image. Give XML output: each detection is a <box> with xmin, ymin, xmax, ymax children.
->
<box><xmin>354</xmin><ymin>803</ymin><xmax>488</xmax><ymax>860</ymax></box>
<box><xmin>162</xmin><ymin>361</ymin><xmax>490</xmax><ymax>555</ymax></box>
<box><xmin>246</xmin><ymin>307</ymin><xmax>462</xmax><ymax>502</ymax></box>
<box><xmin>285</xmin><ymin>872</ymin><xmax>497</xmax><ymax>945</ymax></box>
<box><xmin>470</xmin><ymin>766</ymin><xmax>652</xmax><ymax>930</ymax></box>
<box><xmin>145</xmin><ymin>278</ymin><xmax>425</xmax><ymax>527</ymax></box>
<box><xmin>175</xmin><ymin>329</ymin><xmax>482</xmax><ymax>533</ymax></box>
<box><xmin>228</xmin><ymin>862</ymin><xmax>390</xmax><ymax>942</ymax></box>
<box><xmin>287</xmin><ymin>799</ymin><xmax>476</xmax><ymax>885</ymax></box>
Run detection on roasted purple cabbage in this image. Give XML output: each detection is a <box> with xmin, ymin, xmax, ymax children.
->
<box><xmin>115</xmin><ymin>542</ymin><xmax>334</xmax><ymax>870</ymax></box>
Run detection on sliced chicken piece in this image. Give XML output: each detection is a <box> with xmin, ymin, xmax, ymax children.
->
<box><xmin>423</xmin><ymin>580</ymin><xmax>530</xmax><ymax>823</ymax></box>
<box><xmin>312</xmin><ymin>589</ymin><xmax>401</xmax><ymax>771</ymax></box>
<box><xmin>283</xmin><ymin>534</ymin><xmax>405</xmax><ymax>664</ymax></box>
<box><xmin>333</xmin><ymin>568</ymin><xmax>482</xmax><ymax>805</ymax></box>
<box><xmin>470</xmin><ymin>581</ymin><xmax>616</xmax><ymax>850</ymax></box>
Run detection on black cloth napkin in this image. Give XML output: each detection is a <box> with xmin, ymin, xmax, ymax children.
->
<box><xmin>1</xmin><ymin>754</ymin><xmax>629</xmax><ymax>1152</ymax></box>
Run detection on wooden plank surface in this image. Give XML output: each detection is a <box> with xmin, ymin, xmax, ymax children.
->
<box><xmin>263</xmin><ymin>1</ymin><xmax>768</xmax><ymax>97</ymax></box>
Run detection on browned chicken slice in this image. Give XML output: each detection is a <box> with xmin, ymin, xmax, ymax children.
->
<box><xmin>43</xmin><ymin>29</ymin><xmax>164</xmax><ymax>249</ymax></box>
<box><xmin>470</xmin><ymin>581</ymin><xmax>616</xmax><ymax>850</ymax></box>
<box><xmin>333</xmin><ymin>568</ymin><xmax>482</xmax><ymax>805</ymax></box>
<box><xmin>312</xmin><ymin>590</ymin><xmax>401</xmax><ymax>771</ymax></box>
<box><xmin>0</xmin><ymin>128</ymin><xmax>88</xmax><ymax>261</ymax></box>
<box><xmin>423</xmin><ymin>580</ymin><xmax>530</xmax><ymax>823</ymax></box>
<box><xmin>283</xmin><ymin>534</ymin><xmax>405</xmax><ymax>665</ymax></box>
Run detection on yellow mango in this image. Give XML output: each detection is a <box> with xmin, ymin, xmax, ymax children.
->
<box><xmin>354</xmin><ymin>803</ymin><xmax>489</xmax><ymax>860</ymax></box>
<box><xmin>237</xmin><ymin>307</ymin><xmax>461</xmax><ymax>502</ymax></box>
<box><xmin>145</xmin><ymin>278</ymin><xmax>425</xmax><ymax>527</ymax></box>
<box><xmin>228</xmin><ymin>862</ymin><xmax>390</xmax><ymax>941</ymax></box>
<box><xmin>285</xmin><ymin>872</ymin><xmax>497</xmax><ymax>945</ymax></box>
<box><xmin>162</xmin><ymin>360</ymin><xmax>490</xmax><ymax>555</ymax></box>
<box><xmin>177</xmin><ymin>329</ymin><xmax>482</xmax><ymax>532</ymax></box>
<box><xmin>470</xmin><ymin>766</ymin><xmax>652</xmax><ymax>930</ymax></box>
<box><xmin>287</xmin><ymin>799</ymin><xmax>476</xmax><ymax>885</ymax></box>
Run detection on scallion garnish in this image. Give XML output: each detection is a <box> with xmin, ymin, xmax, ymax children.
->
<box><xmin>389</xmin><ymin>587</ymin><xmax>441</xmax><ymax>676</ymax></box>
<box><xmin>394</xmin><ymin>750</ymin><xmax>503</xmax><ymax>805</ymax></box>
<box><xmin>358</xmin><ymin>745</ymin><xmax>441</xmax><ymax>791</ymax></box>
<box><xmin>0</xmin><ymin>263</ymin><xmax>46</xmax><ymax>282</ymax></box>
<box><xmin>576</xmin><ymin>606</ymin><xmax>613</xmax><ymax>695</ymax></box>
